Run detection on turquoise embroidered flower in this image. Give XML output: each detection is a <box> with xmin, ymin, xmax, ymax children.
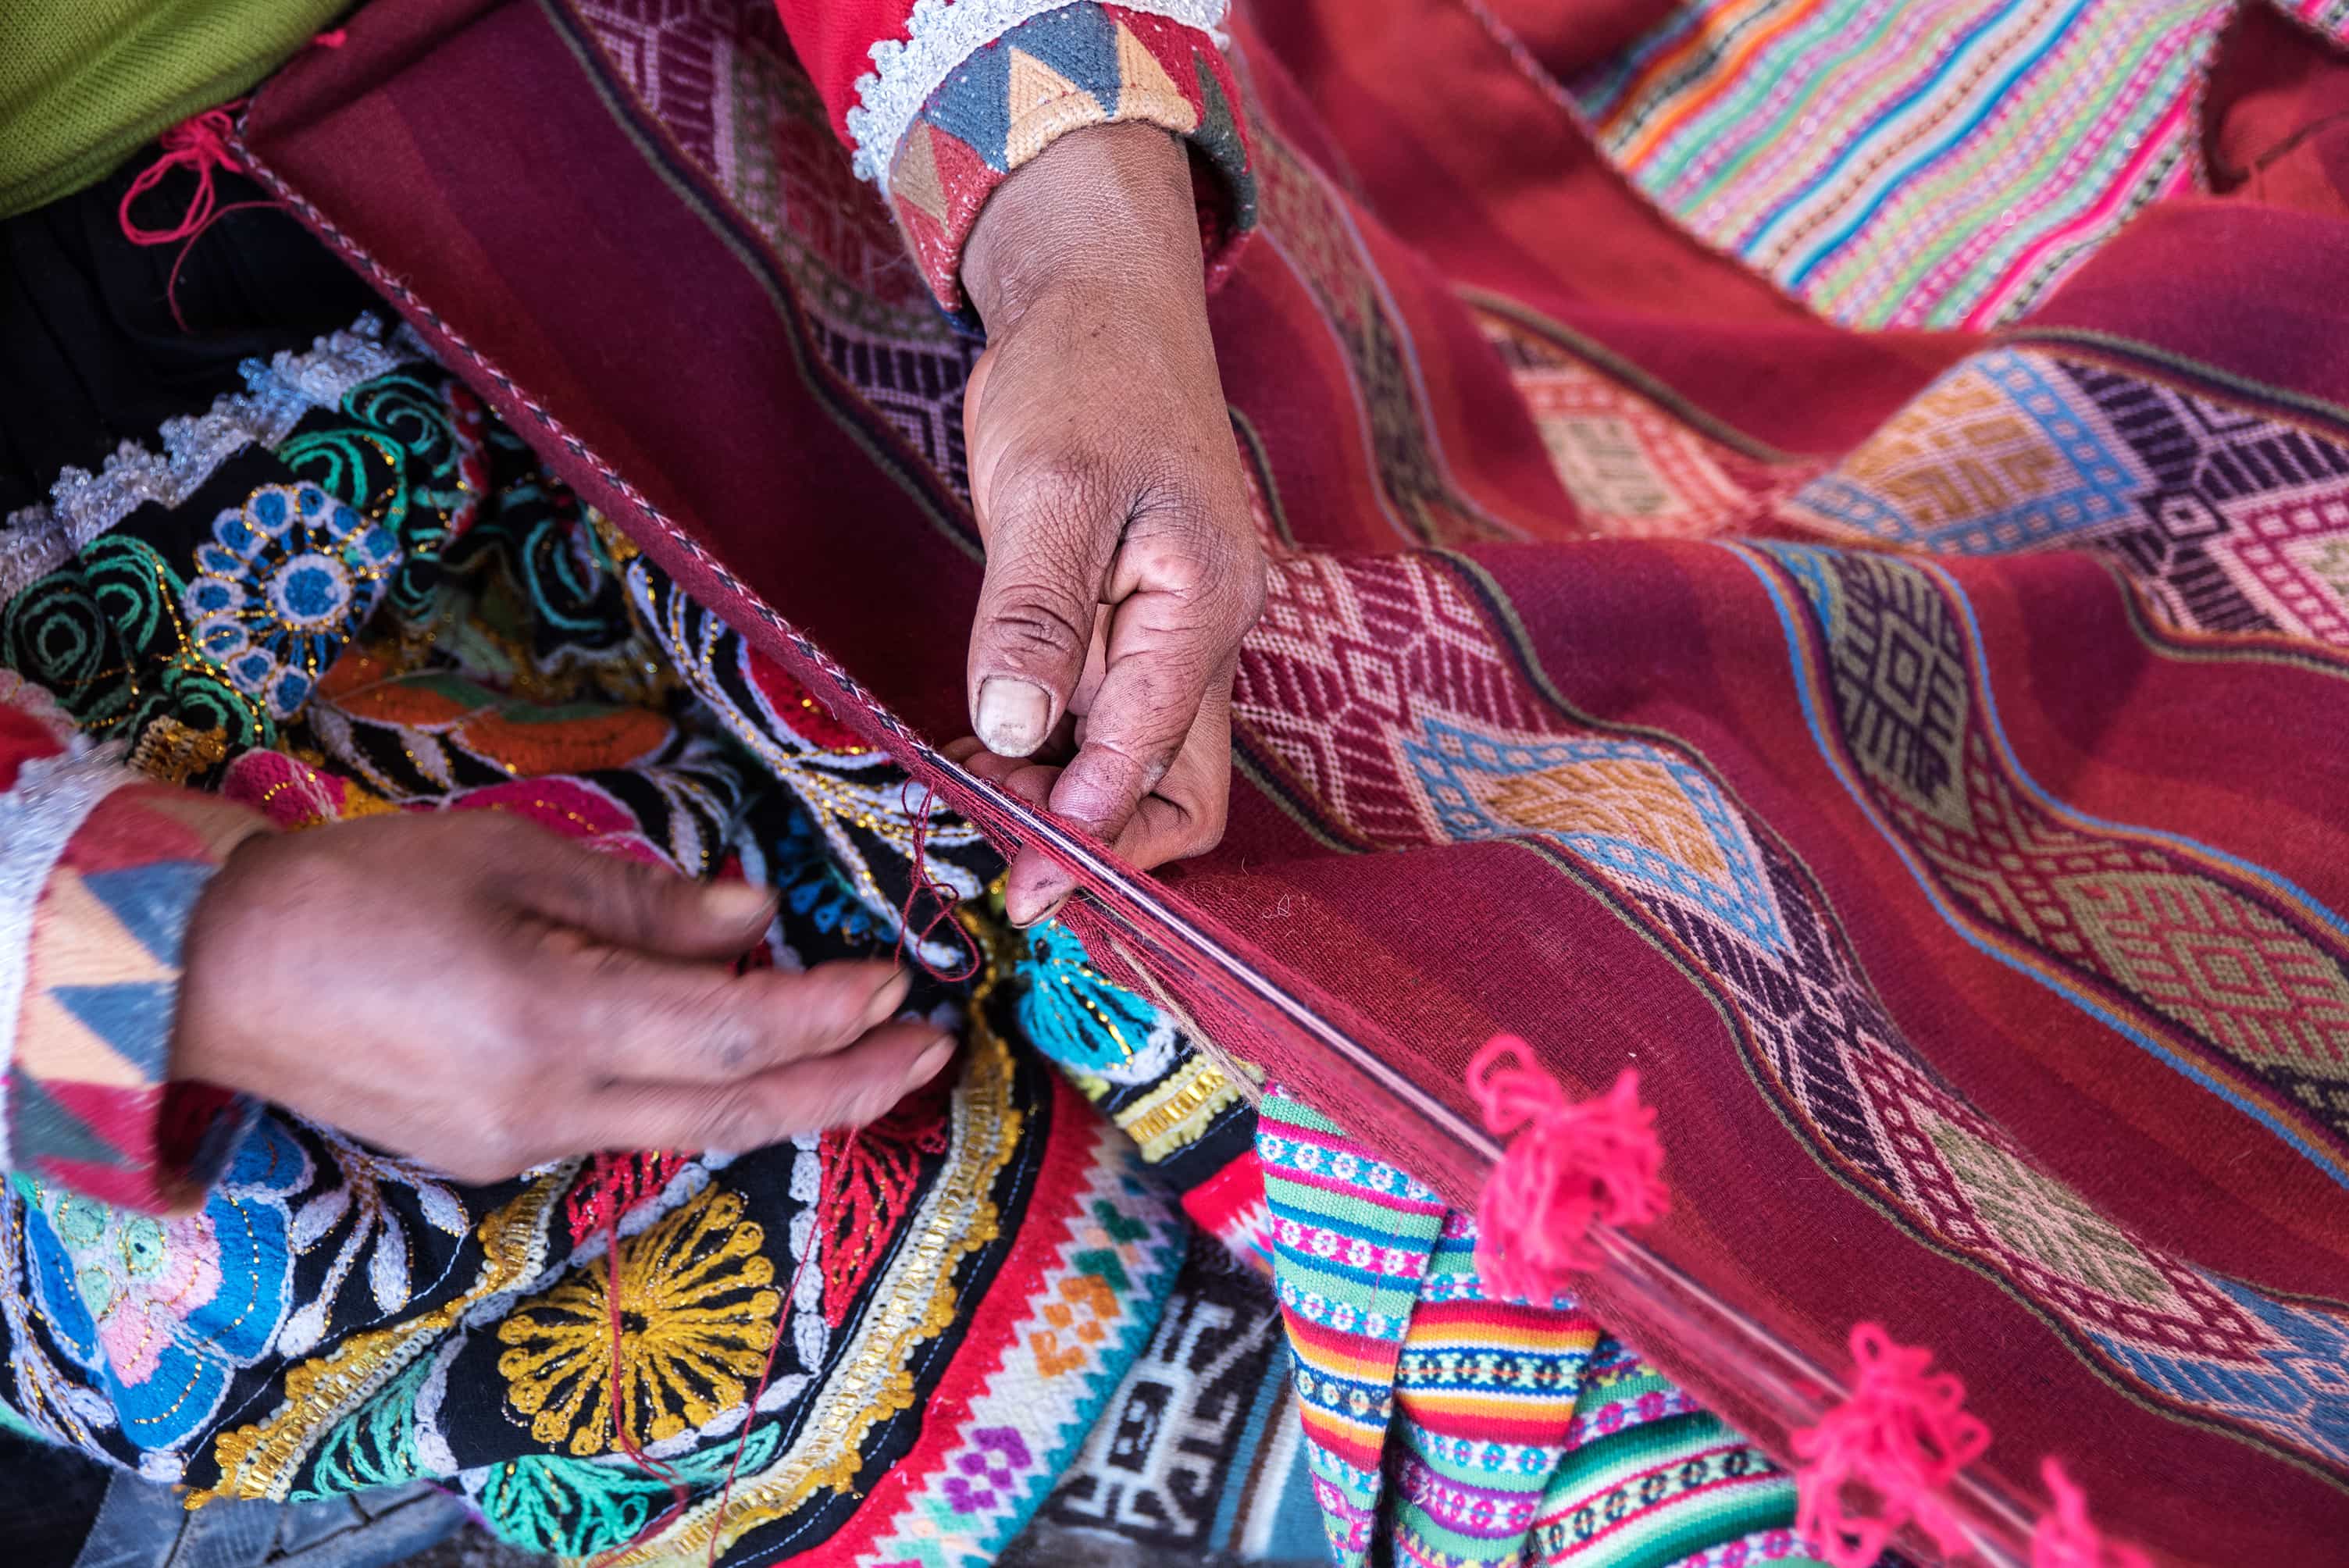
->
<box><xmin>184</xmin><ymin>482</ymin><xmax>401</xmax><ymax>716</ymax></box>
<box><xmin>1012</xmin><ymin>922</ymin><xmax>1171</xmax><ymax>1080</ymax></box>
<box><xmin>18</xmin><ymin>1117</ymin><xmax>308</xmax><ymax>1456</ymax></box>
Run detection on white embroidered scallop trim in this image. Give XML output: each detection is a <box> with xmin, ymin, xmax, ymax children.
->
<box><xmin>0</xmin><ymin>738</ymin><xmax>134</xmax><ymax>1171</ymax></box>
<box><xmin>844</xmin><ymin>0</ymin><xmax>1229</xmax><ymax>185</ymax></box>
<box><xmin>0</xmin><ymin>313</ymin><xmax>426</xmax><ymax>608</ymax></box>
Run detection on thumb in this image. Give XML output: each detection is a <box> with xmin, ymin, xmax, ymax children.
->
<box><xmin>496</xmin><ymin>822</ymin><xmax>775</xmax><ymax>959</ymax></box>
<box><xmin>965</xmin><ymin>447</ymin><xmax>1121</xmax><ymax>759</ymax></box>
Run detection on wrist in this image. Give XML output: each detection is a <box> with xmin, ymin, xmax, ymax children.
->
<box><xmin>169</xmin><ymin>829</ymin><xmax>279</xmax><ymax>1096</ymax></box>
<box><xmin>963</xmin><ymin>121</ymin><xmax>1202</xmax><ymax>333</ymax></box>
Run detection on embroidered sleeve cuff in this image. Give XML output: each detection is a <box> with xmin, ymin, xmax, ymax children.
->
<box><xmin>851</xmin><ymin>2</ymin><xmax>1256</xmax><ymax>321</ymax></box>
<box><xmin>3</xmin><ymin>756</ymin><xmax>270</xmax><ymax>1215</ymax></box>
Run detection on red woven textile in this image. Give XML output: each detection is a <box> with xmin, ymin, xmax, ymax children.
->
<box><xmin>238</xmin><ymin>4</ymin><xmax>2349</xmax><ymax>1561</ymax></box>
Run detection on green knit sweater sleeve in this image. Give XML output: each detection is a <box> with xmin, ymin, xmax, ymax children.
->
<box><xmin>0</xmin><ymin>0</ymin><xmax>349</xmax><ymax>219</ymax></box>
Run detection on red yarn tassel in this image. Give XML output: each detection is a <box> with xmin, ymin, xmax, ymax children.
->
<box><xmin>1791</xmin><ymin>1323</ymin><xmax>1991</xmax><ymax>1568</ymax></box>
<box><xmin>116</xmin><ymin>102</ymin><xmax>276</xmax><ymax>331</ymax></box>
<box><xmin>2033</xmin><ymin>1459</ymin><xmax>2151</xmax><ymax>1568</ymax></box>
<box><xmin>1467</xmin><ymin>1035</ymin><xmax>1668</xmax><ymax>1301</ymax></box>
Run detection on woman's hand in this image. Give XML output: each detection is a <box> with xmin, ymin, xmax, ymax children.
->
<box><xmin>172</xmin><ymin>812</ymin><xmax>952</xmax><ymax>1183</ymax></box>
<box><xmin>957</xmin><ymin>121</ymin><xmax>1265</xmax><ymax>926</ymax></box>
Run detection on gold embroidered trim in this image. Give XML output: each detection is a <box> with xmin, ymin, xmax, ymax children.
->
<box><xmin>187</xmin><ymin>1170</ymin><xmax>565</xmax><ymax>1507</ymax></box>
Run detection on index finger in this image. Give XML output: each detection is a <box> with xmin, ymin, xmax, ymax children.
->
<box><xmin>1047</xmin><ymin>513</ymin><xmax>1254</xmax><ymax>845</ymax></box>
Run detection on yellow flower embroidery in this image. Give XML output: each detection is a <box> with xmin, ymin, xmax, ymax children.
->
<box><xmin>496</xmin><ymin>1185</ymin><xmax>780</xmax><ymax>1456</ymax></box>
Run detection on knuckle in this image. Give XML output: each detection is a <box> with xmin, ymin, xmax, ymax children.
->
<box><xmin>985</xmin><ymin>590</ymin><xmax>1091</xmax><ymax>664</ymax></box>
<box><xmin>1232</xmin><ymin>543</ymin><xmax>1269</xmax><ymax>626</ymax></box>
<box><xmin>693</xmin><ymin>1010</ymin><xmax>768</xmax><ymax>1074</ymax></box>
<box><xmin>590</xmin><ymin>858</ymin><xmax>668</xmax><ymax>942</ymax></box>
<box><xmin>1181</xmin><ymin>812</ymin><xmax>1228</xmax><ymax>857</ymax></box>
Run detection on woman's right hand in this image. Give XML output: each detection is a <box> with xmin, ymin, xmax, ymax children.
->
<box><xmin>173</xmin><ymin>811</ymin><xmax>954</xmax><ymax>1184</ymax></box>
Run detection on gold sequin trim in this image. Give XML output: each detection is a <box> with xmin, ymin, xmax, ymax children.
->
<box><xmin>127</xmin><ymin>718</ymin><xmax>230</xmax><ymax>786</ymax></box>
<box><xmin>1116</xmin><ymin>1054</ymin><xmax>1239</xmax><ymax>1164</ymax></box>
<box><xmin>187</xmin><ymin>1171</ymin><xmax>565</xmax><ymax>1507</ymax></box>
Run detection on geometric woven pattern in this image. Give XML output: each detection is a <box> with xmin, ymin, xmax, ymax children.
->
<box><xmin>1481</xmin><ymin>311</ymin><xmax>1815</xmax><ymax>540</ymax></box>
<box><xmin>1788</xmin><ymin>348</ymin><xmax>2349</xmax><ymax>648</ymax></box>
<box><xmin>1776</xmin><ymin>547</ymin><xmax>2349</xmax><ymax>1169</ymax></box>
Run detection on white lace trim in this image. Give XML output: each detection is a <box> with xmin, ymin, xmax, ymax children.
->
<box><xmin>0</xmin><ymin>314</ymin><xmax>428</xmax><ymax>608</ymax></box>
<box><xmin>0</xmin><ymin>739</ymin><xmax>134</xmax><ymax>1170</ymax></box>
<box><xmin>844</xmin><ymin>0</ymin><xmax>1229</xmax><ymax>184</ymax></box>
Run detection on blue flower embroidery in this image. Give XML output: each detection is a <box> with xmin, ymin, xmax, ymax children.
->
<box><xmin>18</xmin><ymin>1117</ymin><xmax>309</xmax><ymax>1455</ymax></box>
<box><xmin>184</xmin><ymin>483</ymin><xmax>401</xmax><ymax>717</ymax></box>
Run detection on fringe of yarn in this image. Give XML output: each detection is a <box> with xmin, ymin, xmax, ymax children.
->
<box><xmin>2033</xmin><ymin>1458</ymin><xmax>2152</xmax><ymax>1568</ymax></box>
<box><xmin>1791</xmin><ymin>1322</ymin><xmax>1991</xmax><ymax>1568</ymax></box>
<box><xmin>1466</xmin><ymin>1035</ymin><xmax>1668</xmax><ymax>1301</ymax></box>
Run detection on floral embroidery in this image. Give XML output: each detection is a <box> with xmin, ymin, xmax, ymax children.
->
<box><xmin>3</xmin><ymin>535</ymin><xmax>279</xmax><ymax>765</ymax></box>
<box><xmin>279</xmin><ymin>1130</ymin><xmax>471</xmax><ymax>1357</ymax></box>
<box><xmin>471</xmin><ymin>1426</ymin><xmax>783</xmax><ymax>1556</ymax></box>
<box><xmin>50</xmin><ymin>1198</ymin><xmax>223</xmax><ymax>1385</ymax></box>
<box><xmin>16</xmin><ymin>1117</ymin><xmax>308</xmax><ymax>1455</ymax></box>
<box><xmin>184</xmin><ymin>483</ymin><xmax>401</xmax><ymax>717</ymax></box>
<box><xmin>496</xmin><ymin>1184</ymin><xmax>782</xmax><ymax>1456</ymax></box>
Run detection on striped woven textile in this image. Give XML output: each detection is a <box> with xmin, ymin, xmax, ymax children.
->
<box><xmin>1568</xmin><ymin>0</ymin><xmax>2349</xmax><ymax>330</ymax></box>
<box><xmin>1259</xmin><ymin>1097</ymin><xmax>1815</xmax><ymax>1567</ymax></box>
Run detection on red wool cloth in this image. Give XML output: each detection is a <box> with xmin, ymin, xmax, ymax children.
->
<box><xmin>233</xmin><ymin>2</ymin><xmax>2349</xmax><ymax>1562</ymax></box>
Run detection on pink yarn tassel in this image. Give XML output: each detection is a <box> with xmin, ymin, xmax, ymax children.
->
<box><xmin>2033</xmin><ymin>1459</ymin><xmax>2151</xmax><ymax>1568</ymax></box>
<box><xmin>1467</xmin><ymin>1035</ymin><xmax>1668</xmax><ymax>1301</ymax></box>
<box><xmin>1791</xmin><ymin>1322</ymin><xmax>1991</xmax><ymax>1568</ymax></box>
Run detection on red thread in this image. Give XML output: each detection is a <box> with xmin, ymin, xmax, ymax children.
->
<box><xmin>1791</xmin><ymin>1322</ymin><xmax>1991</xmax><ymax>1568</ymax></box>
<box><xmin>312</xmin><ymin>27</ymin><xmax>348</xmax><ymax>46</ymax></box>
<box><xmin>578</xmin><ymin>1140</ymin><xmax>836</xmax><ymax>1567</ymax></box>
<box><xmin>2033</xmin><ymin>1458</ymin><xmax>2151</xmax><ymax>1568</ymax></box>
<box><xmin>1466</xmin><ymin>1035</ymin><xmax>1667</xmax><ymax>1300</ymax></box>
<box><xmin>895</xmin><ymin>779</ymin><xmax>981</xmax><ymax>984</ymax></box>
<box><xmin>703</xmin><ymin>1133</ymin><xmax>842</xmax><ymax>1567</ymax></box>
<box><xmin>584</xmin><ymin>1150</ymin><xmax>691</xmax><ymax>1567</ymax></box>
<box><xmin>116</xmin><ymin>102</ymin><xmax>274</xmax><ymax>331</ymax></box>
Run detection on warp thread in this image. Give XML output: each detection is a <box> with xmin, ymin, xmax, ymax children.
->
<box><xmin>2032</xmin><ymin>1458</ymin><xmax>2151</xmax><ymax>1568</ymax></box>
<box><xmin>1466</xmin><ymin>1035</ymin><xmax>1667</xmax><ymax>1301</ymax></box>
<box><xmin>1791</xmin><ymin>1322</ymin><xmax>1990</xmax><ymax>1568</ymax></box>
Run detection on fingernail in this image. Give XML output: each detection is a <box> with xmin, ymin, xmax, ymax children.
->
<box><xmin>975</xmin><ymin>677</ymin><xmax>1051</xmax><ymax>757</ymax></box>
<box><xmin>909</xmin><ymin>1037</ymin><xmax>956</xmax><ymax>1085</ymax></box>
<box><xmin>861</xmin><ymin>969</ymin><xmax>914</xmax><ymax>1031</ymax></box>
<box><xmin>1011</xmin><ymin>890</ymin><xmax>1071</xmax><ymax>929</ymax></box>
<box><xmin>706</xmin><ymin>882</ymin><xmax>775</xmax><ymax>925</ymax></box>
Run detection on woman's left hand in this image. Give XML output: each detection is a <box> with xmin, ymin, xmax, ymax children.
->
<box><xmin>952</xmin><ymin>120</ymin><xmax>1265</xmax><ymax>928</ymax></box>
